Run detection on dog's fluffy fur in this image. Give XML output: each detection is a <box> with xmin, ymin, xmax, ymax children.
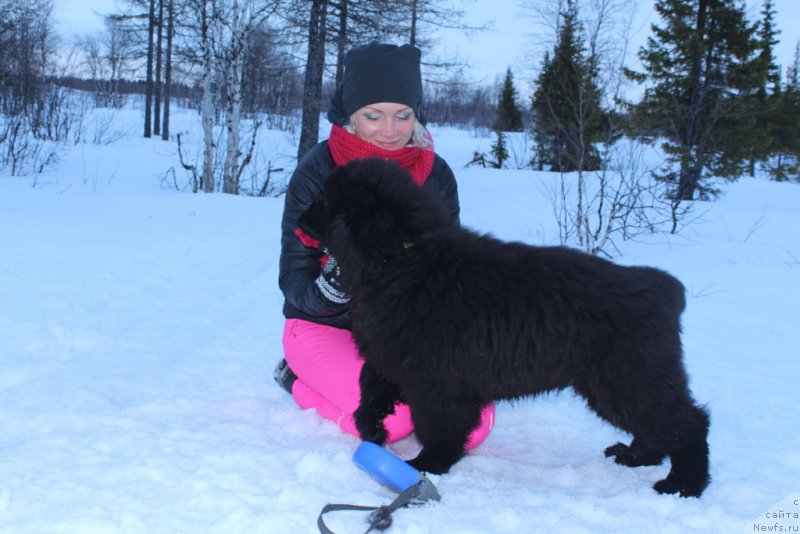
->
<box><xmin>300</xmin><ymin>157</ymin><xmax>710</xmax><ymax>497</ymax></box>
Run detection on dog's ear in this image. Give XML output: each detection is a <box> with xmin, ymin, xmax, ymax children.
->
<box><xmin>298</xmin><ymin>200</ymin><xmax>327</xmax><ymax>243</ymax></box>
<box><xmin>324</xmin><ymin>158</ymin><xmax>451</xmax><ymax>252</ymax></box>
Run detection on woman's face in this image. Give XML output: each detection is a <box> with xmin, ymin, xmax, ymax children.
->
<box><xmin>352</xmin><ymin>102</ymin><xmax>415</xmax><ymax>150</ymax></box>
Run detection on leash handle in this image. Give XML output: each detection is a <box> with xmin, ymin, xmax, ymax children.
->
<box><xmin>317</xmin><ymin>480</ymin><xmax>427</xmax><ymax>534</ymax></box>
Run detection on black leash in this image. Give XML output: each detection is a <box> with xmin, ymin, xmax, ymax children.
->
<box><xmin>317</xmin><ymin>478</ymin><xmax>438</xmax><ymax>534</ymax></box>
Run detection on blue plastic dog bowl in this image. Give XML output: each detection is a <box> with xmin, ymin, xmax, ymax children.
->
<box><xmin>353</xmin><ymin>442</ymin><xmax>441</xmax><ymax>502</ymax></box>
<box><xmin>353</xmin><ymin>441</ymin><xmax>421</xmax><ymax>492</ymax></box>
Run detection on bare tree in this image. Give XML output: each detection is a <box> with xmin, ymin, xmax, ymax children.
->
<box><xmin>154</xmin><ymin>0</ymin><xmax>165</xmax><ymax>136</ymax></box>
<box><xmin>219</xmin><ymin>0</ymin><xmax>278</xmax><ymax>194</ymax></box>
<box><xmin>326</xmin><ymin>0</ymin><xmax>414</xmax><ymax>84</ymax></box>
<box><xmin>0</xmin><ymin>0</ymin><xmax>69</xmax><ymax>176</ymax></box>
<box><xmin>296</xmin><ymin>0</ymin><xmax>403</xmax><ymax>158</ymax></box>
<box><xmin>144</xmin><ymin>0</ymin><xmax>156</xmax><ymax>137</ymax></box>
<box><xmin>331</xmin><ymin>0</ymin><xmax>349</xmax><ymax>85</ymax></box>
<box><xmin>394</xmin><ymin>0</ymin><xmax>468</xmax><ymax>49</ymax></box>
<box><xmin>196</xmin><ymin>0</ymin><xmax>217</xmax><ymax>192</ymax></box>
<box><xmin>393</xmin><ymin>0</ymin><xmax>486</xmax><ymax>86</ymax></box>
<box><xmin>236</xmin><ymin>27</ymin><xmax>302</xmax><ymax>131</ymax></box>
<box><xmin>0</xmin><ymin>0</ymin><xmax>57</xmax><ymax>115</ymax></box>
<box><xmin>174</xmin><ymin>0</ymin><xmax>281</xmax><ymax>193</ymax></box>
<box><xmin>81</xmin><ymin>17</ymin><xmax>134</xmax><ymax>108</ymax></box>
<box><xmin>296</xmin><ymin>0</ymin><xmax>328</xmax><ymax>161</ymax></box>
<box><xmin>161</xmin><ymin>0</ymin><xmax>174</xmax><ymax>140</ymax></box>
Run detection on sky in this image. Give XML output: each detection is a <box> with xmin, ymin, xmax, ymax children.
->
<box><xmin>54</xmin><ymin>0</ymin><xmax>109</xmax><ymax>34</ymax></box>
<box><xmin>55</xmin><ymin>0</ymin><xmax>800</xmax><ymax>89</ymax></box>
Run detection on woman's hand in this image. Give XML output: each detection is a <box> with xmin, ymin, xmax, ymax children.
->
<box><xmin>314</xmin><ymin>249</ymin><xmax>350</xmax><ymax>306</ymax></box>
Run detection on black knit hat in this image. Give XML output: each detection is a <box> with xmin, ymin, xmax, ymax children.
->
<box><xmin>327</xmin><ymin>41</ymin><xmax>424</xmax><ymax>126</ymax></box>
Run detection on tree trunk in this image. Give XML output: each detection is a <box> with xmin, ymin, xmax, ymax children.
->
<box><xmin>223</xmin><ymin>2</ymin><xmax>245</xmax><ymax>195</ymax></box>
<box><xmin>144</xmin><ymin>0</ymin><xmax>155</xmax><ymax>138</ymax></box>
<box><xmin>161</xmin><ymin>0</ymin><xmax>173</xmax><ymax>141</ymax></box>
<box><xmin>154</xmin><ymin>0</ymin><xmax>164</xmax><ymax>136</ymax></box>
<box><xmin>200</xmin><ymin>0</ymin><xmax>215</xmax><ymax>193</ymax></box>
<box><xmin>334</xmin><ymin>0</ymin><xmax>348</xmax><ymax>86</ymax></box>
<box><xmin>677</xmin><ymin>162</ymin><xmax>699</xmax><ymax>201</ymax></box>
<box><xmin>296</xmin><ymin>0</ymin><xmax>327</xmax><ymax>162</ymax></box>
<box><xmin>409</xmin><ymin>0</ymin><xmax>418</xmax><ymax>46</ymax></box>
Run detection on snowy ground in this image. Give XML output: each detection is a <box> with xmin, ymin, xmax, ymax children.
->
<box><xmin>1</xmin><ymin>106</ymin><xmax>799</xmax><ymax>533</ymax></box>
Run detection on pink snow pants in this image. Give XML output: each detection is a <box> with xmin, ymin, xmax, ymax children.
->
<box><xmin>283</xmin><ymin>318</ymin><xmax>495</xmax><ymax>448</ymax></box>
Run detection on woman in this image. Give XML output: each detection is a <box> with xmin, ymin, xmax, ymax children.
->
<box><xmin>276</xmin><ymin>41</ymin><xmax>495</xmax><ymax>449</ymax></box>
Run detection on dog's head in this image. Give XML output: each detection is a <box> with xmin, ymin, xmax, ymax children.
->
<box><xmin>299</xmin><ymin>157</ymin><xmax>452</xmax><ymax>290</ymax></box>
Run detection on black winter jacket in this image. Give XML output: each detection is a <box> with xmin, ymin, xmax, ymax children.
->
<box><xmin>279</xmin><ymin>139</ymin><xmax>461</xmax><ymax>329</ymax></box>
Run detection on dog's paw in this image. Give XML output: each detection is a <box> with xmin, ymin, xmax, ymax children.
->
<box><xmin>407</xmin><ymin>456</ymin><xmax>444</xmax><ymax>475</ymax></box>
<box><xmin>653</xmin><ymin>460</ymin><xmax>710</xmax><ymax>498</ymax></box>
<box><xmin>605</xmin><ymin>441</ymin><xmax>665</xmax><ymax>467</ymax></box>
<box><xmin>653</xmin><ymin>476</ymin><xmax>706</xmax><ymax>498</ymax></box>
<box><xmin>407</xmin><ymin>449</ymin><xmax>459</xmax><ymax>475</ymax></box>
<box><xmin>360</xmin><ymin>428</ymin><xmax>388</xmax><ymax>445</ymax></box>
<box><xmin>355</xmin><ymin>412</ymin><xmax>388</xmax><ymax>445</ymax></box>
<box><xmin>356</xmin><ymin>420</ymin><xmax>388</xmax><ymax>445</ymax></box>
<box><xmin>604</xmin><ymin>442</ymin><xmax>628</xmax><ymax>459</ymax></box>
<box><xmin>353</xmin><ymin>407</ymin><xmax>389</xmax><ymax>445</ymax></box>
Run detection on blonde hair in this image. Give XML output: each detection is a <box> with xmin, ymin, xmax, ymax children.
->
<box><xmin>346</xmin><ymin>115</ymin><xmax>433</xmax><ymax>150</ymax></box>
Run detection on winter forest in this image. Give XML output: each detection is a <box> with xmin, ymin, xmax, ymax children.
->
<box><xmin>4</xmin><ymin>0</ymin><xmax>800</xmax><ymax>218</ymax></box>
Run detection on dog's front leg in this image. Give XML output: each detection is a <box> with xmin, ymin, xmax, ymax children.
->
<box><xmin>406</xmin><ymin>395</ymin><xmax>479</xmax><ymax>475</ymax></box>
<box><xmin>354</xmin><ymin>362</ymin><xmax>401</xmax><ymax>445</ymax></box>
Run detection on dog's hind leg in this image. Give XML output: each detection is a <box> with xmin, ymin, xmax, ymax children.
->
<box><xmin>607</xmin><ymin>401</ymin><xmax>710</xmax><ymax>497</ymax></box>
<box><xmin>405</xmin><ymin>395</ymin><xmax>482</xmax><ymax>475</ymax></box>
<box><xmin>574</xmin><ymin>367</ymin><xmax>710</xmax><ymax>497</ymax></box>
<box><xmin>573</xmin><ymin>378</ymin><xmax>666</xmax><ymax>467</ymax></box>
<box><xmin>652</xmin><ymin>404</ymin><xmax>710</xmax><ymax>498</ymax></box>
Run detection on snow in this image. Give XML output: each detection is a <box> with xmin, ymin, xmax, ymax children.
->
<box><xmin>1</xmin><ymin>105</ymin><xmax>799</xmax><ymax>534</ymax></box>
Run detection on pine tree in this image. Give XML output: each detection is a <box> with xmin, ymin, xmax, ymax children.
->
<box><xmin>531</xmin><ymin>0</ymin><xmax>604</xmax><ymax>172</ymax></box>
<box><xmin>493</xmin><ymin>68</ymin><xmax>523</xmax><ymax>132</ymax></box>
<box><xmin>769</xmin><ymin>44</ymin><xmax>800</xmax><ymax>181</ymax></box>
<box><xmin>756</xmin><ymin>0</ymin><xmax>782</xmax><ymax>95</ymax></box>
<box><xmin>742</xmin><ymin>0</ymin><xmax>781</xmax><ymax>176</ymax></box>
<box><xmin>628</xmin><ymin>0</ymin><xmax>763</xmax><ymax>200</ymax></box>
<box><xmin>489</xmin><ymin>129</ymin><xmax>508</xmax><ymax>168</ymax></box>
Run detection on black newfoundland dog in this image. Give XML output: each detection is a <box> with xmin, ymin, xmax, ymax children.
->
<box><xmin>299</xmin><ymin>158</ymin><xmax>710</xmax><ymax>498</ymax></box>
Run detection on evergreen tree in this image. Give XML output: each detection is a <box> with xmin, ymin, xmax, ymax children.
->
<box><xmin>756</xmin><ymin>0</ymin><xmax>782</xmax><ymax>94</ymax></box>
<box><xmin>769</xmin><ymin>44</ymin><xmax>800</xmax><ymax>181</ymax></box>
<box><xmin>628</xmin><ymin>0</ymin><xmax>763</xmax><ymax>200</ymax></box>
<box><xmin>493</xmin><ymin>67</ymin><xmax>523</xmax><ymax>132</ymax></box>
<box><xmin>742</xmin><ymin>0</ymin><xmax>781</xmax><ymax>176</ymax></box>
<box><xmin>531</xmin><ymin>0</ymin><xmax>604</xmax><ymax>172</ymax></box>
<box><xmin>489</xmin><ymin>128</ymin><xmax>508</xmax><ymax>168</ymax></box>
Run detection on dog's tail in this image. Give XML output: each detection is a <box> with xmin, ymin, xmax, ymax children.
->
<box><xmin>643</xmin><ymin>266</ymin><xmax>687</xmax><ymax>317</ymax></box>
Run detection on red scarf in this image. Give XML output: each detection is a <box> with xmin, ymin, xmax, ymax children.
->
<box><xmin>327</xmin><ymin>124</ymin><xmax>435</xmax><ymax>186</ymax></box>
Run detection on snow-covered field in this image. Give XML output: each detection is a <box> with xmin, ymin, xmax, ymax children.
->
<box><xmin>1</xmin><ymin>106</ymin><xmax>798</xmax><ymax>533</ymax></box>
